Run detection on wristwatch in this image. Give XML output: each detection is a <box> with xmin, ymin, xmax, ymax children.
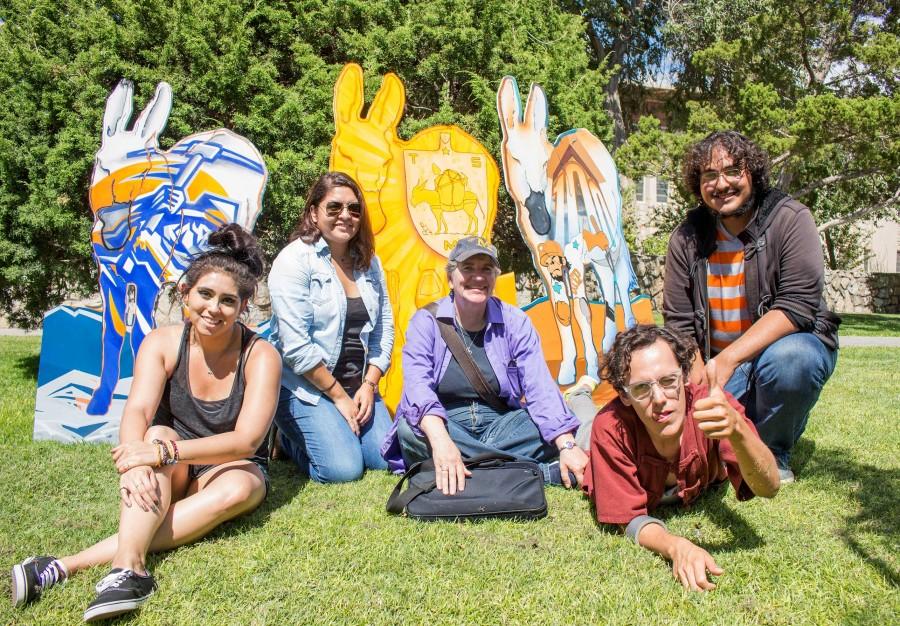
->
<box><xmin>560</xmin><ymin>440</ymin><xmax>576</xmax><ymax>451</ymax></box>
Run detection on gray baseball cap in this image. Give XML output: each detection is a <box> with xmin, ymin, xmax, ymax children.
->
<box><xmin>449</xmin><ymin>236</ymin><xmax>499</xmax><ymax>265</ymax></box>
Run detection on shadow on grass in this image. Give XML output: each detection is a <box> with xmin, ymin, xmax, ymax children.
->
<box><xmin>794</xmin><ymin>440</ymin><xmax>899</xmax><ymax>586</ymax></box>
<box><xmin>15</xmin><ymin>352</ymin><xmax>39</xmax><ymax>382</ymax></box>
<box><xmin>838</xmin><ymin>313</ymin><xmax>900</xmax><ymax>336</ymax></box>
<box><xmin>142</xmin><ymin>460</ymin><xmax>309</xmax><ymax>576</ymax></box>
<box><xmin>590</xmin><ymin>481</ymin><xmax>763</xmax><ymax>553</ymax></box>
<box><xmin>656</xmin><ymin>483</ymin><xmax>763</xmax><ymax>553</ymax></box>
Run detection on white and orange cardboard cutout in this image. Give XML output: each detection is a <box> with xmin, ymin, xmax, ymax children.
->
<box><xmin>497</xmin><ymin>77</ymin><xmax>653</xmax><ymax>404</ymax></box>
<box><xmin>330</xmin><ymin>64</ymin><xmax>514</xmax><ymax>412</ymax></box>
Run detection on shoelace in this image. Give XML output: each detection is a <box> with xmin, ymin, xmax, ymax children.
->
<box><xmin>95</xmin><ymin>569</ymin><xmax>133</xmax><ymax>594</ymax></box>
<box><xmin>38</xmin><ymin>561</ymin><xmax>65</xmax><ymax>589</ymax></box>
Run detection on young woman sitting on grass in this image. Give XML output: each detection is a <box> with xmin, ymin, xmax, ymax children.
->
<box><xmin>268</xmin><ymin>172</ymin><xmax>394</xmax><ymax>483</ymax></box>
<box><xmin>11</xmin><ymin>224</ymin><xmax>282</xmax><ymax>622</ymax></box>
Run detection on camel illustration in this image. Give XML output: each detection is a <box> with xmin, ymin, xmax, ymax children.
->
<box><xmin>411</xmin><ymin>164</ymin><xmax>482</xmax><ymax>235</ymax></box>
<box><xmin>85</xmin><ymin>79</ymin><xmax>267</xmax><ymax>415</ymax></box>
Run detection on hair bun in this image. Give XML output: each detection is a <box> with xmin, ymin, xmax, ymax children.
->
<box><xmin>207</xmin><ymin>224</ymin><xmax>265</xmax><ymax>279</ymax></box>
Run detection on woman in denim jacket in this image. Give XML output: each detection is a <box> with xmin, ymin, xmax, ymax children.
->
<box><xmin>268</xmin><ymin>172</ymin><xmax>394</xmax><ymax>483</ymax></box>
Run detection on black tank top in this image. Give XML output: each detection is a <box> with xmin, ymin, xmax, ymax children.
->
<box><xmin>332</xmin><ymin>296</ymin><xmax>370</xmax><ymax>396</ymax></box>
<box><xmin>153</xmin><ymin>323</ymin><xmax>268</xmax><ymax>466</ymax></box>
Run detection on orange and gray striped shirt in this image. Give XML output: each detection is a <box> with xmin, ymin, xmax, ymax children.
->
<box><xmin>707</xmin><ymin>222</ymin><xmax>752</xmax><ymax>353</ymax></box>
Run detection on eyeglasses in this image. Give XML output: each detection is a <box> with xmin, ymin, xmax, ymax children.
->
<box><xmin>700</xmin><ymin>166</ymin><xmax>744</xmax><ymax>185</ymax></box>
<box><xmin>322</xmin><ymin>201</ymin><xmax>362</xmax><ymax>218</ymax></box>
<box><xmin>624</xmin><ymin>371</ymin><xmax>682</xmax><ymax>401</ymax></box>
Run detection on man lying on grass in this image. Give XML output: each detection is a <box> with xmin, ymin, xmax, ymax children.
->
<box><xmin>582</xmin><ymin>325</ymin><xmax>780</xmax><ymax>591</ymax></box>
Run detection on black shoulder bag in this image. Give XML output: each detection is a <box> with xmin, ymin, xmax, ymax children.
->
<box><xmin>385</xmin><ymin>303</ymin><xmax>547</xmax><ymax>521</ymax></box>
<box><xmin>386</xmin><ymin>453</ymin><xmax>547</xmax><ymax>521</ymax></box>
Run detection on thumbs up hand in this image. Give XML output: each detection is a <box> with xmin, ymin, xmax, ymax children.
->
<box><xmin>693</xmin><ymin>359</ymin><xmax>742</xmax><ymax>440</ymax></box>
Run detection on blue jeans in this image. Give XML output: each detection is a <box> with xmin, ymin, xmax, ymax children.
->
<box><xmin>723</xmin><ymin>332</ymin><xmax>837</xmax><ymax>469</ymax></box>
<box><xmin>397</xmin><ymin>402</ymin><xmax>559</xmax><ymax>467</ymax></box>
<box><xmin>275</xmin><ymin>386</ymin><xmax>390</xmax><ymax>483</ymax></box>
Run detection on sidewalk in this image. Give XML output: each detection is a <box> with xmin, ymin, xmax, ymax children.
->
<box><xmin>839</xmin><ymin>336</ymin><xmax>900</xmax><ymax>347</ymax></box>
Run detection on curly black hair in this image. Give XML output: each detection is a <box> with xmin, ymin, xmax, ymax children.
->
<box><xmin>600</xmin><ymin>325</ymin><xmax>697</xmax><ymax>394</ymax></box>
<box><xmin>682</xmin><ymin>130</ymin><xmax>771</xmax><ymax>203</ymax></box>
<box><xmin>182</xmin><ymin>223</ymin><xmax>265</xmax><ymax>301</ymax></box>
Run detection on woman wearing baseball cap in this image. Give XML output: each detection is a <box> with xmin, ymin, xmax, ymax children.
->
<box><xmin>383</xmin><ymin>236</ymin><xmax>587</xmax><ymax>494</ymax></box>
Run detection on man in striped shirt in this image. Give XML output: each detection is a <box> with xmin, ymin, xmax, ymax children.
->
<box><xmin>662</xmin><ymin>131</ymin><xmax>840</xmax><ymax>483</ymax></box>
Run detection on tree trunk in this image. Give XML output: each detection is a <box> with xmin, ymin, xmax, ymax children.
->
<box><xmin>584</xmin><ymin>15</ymin><xmax>628</xmax><ymax>151</ymax></box>
<box><xmin>606</xmin><ymin>72</ymin><xmax>627</xmax><ymax>151</ymax></box>
<box><xmin>824</xmin><ymin>230</ymin><xmax>837</xmax><ymax>270</ymax></box>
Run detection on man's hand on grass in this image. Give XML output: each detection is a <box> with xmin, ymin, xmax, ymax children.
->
<box><xmin>669</xmin><ymin>537</ymin><xmax>724</xmax><ymax>592</ymax></box>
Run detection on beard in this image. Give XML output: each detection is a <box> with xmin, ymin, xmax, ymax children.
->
<box><xmin>707</xmin><ymin>189</ymin><xmax>756</xmax><ymax>219</ymax></box>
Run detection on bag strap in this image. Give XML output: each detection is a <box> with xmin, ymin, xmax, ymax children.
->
<box><xmin>423</xmin><ymin>302</ymin><xmax>508</xmax><ymax>413</ymax></box>
<box><xmin>386</xmin><ymin>458</ymin><xmax>434</xmax><ymax>514</ymax></box>
<box><xmin>385</xmin><ymin>452</ymin><xmax>520</xmax><ymax>515</ymax></box>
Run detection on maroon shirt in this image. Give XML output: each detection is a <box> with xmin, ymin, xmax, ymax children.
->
<box><xmin>583</xmin><ymin>383</ymin><xmax>757</xmax><ymax>525</ymax></box>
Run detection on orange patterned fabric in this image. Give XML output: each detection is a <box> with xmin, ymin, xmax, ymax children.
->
<box><xmin>707</xmin><ymin>223</ymin><xmax>752</xmax><ymax>353</ymax></box>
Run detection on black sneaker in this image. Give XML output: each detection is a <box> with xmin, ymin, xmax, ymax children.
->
<box><xmin>83</xmin><ymin>568</ymin><xmax>157</xmax><ymax>622</ymax></box>
<box><xmin>11</xmin><ymin>556</ymin><xmax>66</xmax><ymax>607</ymax></box>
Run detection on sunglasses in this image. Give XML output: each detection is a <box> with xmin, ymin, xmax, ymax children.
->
<box><xmin>700</xmin><ymin>166</ymin><xmax>744</xmax><ymax>185</ymax></box>
<box><xmin>322</xmin><ymin>201</ymin><xmax>362</xmax><ymax>218</ymax></box>
<box><xmin>624</xmin><ymin>371</ymin><xmax>682</xmax><ymax>401</ymax></box>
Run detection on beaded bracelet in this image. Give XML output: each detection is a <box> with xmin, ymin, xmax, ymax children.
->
<box><xmin>152</xmin><ymin>439</ymin><xmax>173</xmax><ymax>466</ymax></box>
<box><xmin>164</xmin><ymin>440</ymin><xmax>175</xmax><ymax>464</ymax></box>
<box><xmin>170</xmin><ymin>439</ymin><xmax>180</xmax><ymax>464</ymax></box>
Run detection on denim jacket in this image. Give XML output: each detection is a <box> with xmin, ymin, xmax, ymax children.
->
<box><xmin>380</xmin><ymin>295</ymin><xmax>578</xmax><ymax>472</ymax></box>
<box><xmin>268</xmin><ymin>237</ymin><xmax>393</xmax><ymax>404</ymax></box>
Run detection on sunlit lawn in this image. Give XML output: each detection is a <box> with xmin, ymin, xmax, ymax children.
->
<box><xmin>0</xmin><ymin>337</ymin><xmax>897</xmax><ymax>624</ymax></box>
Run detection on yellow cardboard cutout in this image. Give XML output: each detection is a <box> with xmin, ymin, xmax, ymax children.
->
<box><xmin>330</xmin><ymin>64</ymin><xmax>512</xmax><ymax>412</ymax></box>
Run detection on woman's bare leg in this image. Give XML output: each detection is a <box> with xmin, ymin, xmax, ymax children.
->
<box><xmin>59</xmin><ymin>459</ymin><xmax>265</xmax><ymax>576</ymax></box>
<box><xmin>61</xmin><ymin>426</ymin><xmax>188</xmax><ymax>576</ymax></box>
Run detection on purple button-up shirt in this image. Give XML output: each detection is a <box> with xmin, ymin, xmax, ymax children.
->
<box><xmin>380</xmin><ymin>295</ymin><xmax>579</xmax><ymax>472</ymax></box>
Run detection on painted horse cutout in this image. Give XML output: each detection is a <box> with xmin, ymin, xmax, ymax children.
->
<box><xmin>86</xmin><ymin>79</ymin><xmax>267</xmax><ymax>415</ymax></box>
<box><xmin>497</xmin><ymin>77</ymin><xmax>638</xmax><ymax>385</ymax></box>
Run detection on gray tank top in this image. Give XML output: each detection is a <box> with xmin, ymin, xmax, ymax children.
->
<box><xmin>153</xmin><ymin>323</ymin><xmax>268</xmax><ymax>466</ymax></box>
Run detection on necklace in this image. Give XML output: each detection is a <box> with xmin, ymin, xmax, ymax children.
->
<box><xmin>454</xmin><ymin>316</ymin><xmax>485</xmax><ymax>355</ymax></box>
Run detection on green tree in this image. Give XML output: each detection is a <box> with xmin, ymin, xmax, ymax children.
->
<box><xmin>618</xmin><ymin>0</ymin><xmax>900</xmax><ymax>267</ymax></box>
<box><xmin>559</xmin><ymin>0</ymin><xmax>667</xmax><ymax>150</ymax></box>
<box><xmin>0</xmin><ymin>0</ymin><xmax>612</xmax><ymax>326</ymax></box>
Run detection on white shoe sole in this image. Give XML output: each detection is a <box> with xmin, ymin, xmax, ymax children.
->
<box><xmin>83</xmin><ymin>594</ymin><xmax>152</xmax><ymax>623</ymax></box>
<box><xmin>11</xmin><ymin>564</ymin><xmax>27</xmax><ymax>607</ymax></box>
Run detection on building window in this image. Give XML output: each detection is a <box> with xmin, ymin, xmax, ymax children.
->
<box><xmin>656</xmin><ymin>179</ymin><xmax>668</xmax><ymax>203</ymax></box>
<box><xmin>635</xmin><ymin>177</ymin><xmax>644</xmax><ymax>202</ymax></box>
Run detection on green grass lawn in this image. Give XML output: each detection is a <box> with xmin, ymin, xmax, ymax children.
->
<box><xmin>1</xmin><ymin>337</ymin><xmax>898</xmax><ymax>624</ymax></box>
<box><xmin>651</xmin><ymin>311</ymin><xmax>899</xmax><ymax>336</ymax></box>
<box><xmin>836</xmin><ymin>313</ymin><xmax>900</xmax><ymax>337</ymax></box>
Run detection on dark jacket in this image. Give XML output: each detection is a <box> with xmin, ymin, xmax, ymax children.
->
<box><xmin>663</xmin><ymin>188</ymin><xmax>840</xmax><ymax>359</ymax></box>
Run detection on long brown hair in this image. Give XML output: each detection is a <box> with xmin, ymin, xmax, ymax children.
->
<box><xmin>289</xmin><ymin>172</ymin><xmax>375</xmax><ymax>270</ymax></box>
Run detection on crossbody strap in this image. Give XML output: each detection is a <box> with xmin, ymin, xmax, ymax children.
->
<box><xmin>423</xmin><ymin>302</ymin><xmax>508</xmax><ymax>413</ymax></box>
